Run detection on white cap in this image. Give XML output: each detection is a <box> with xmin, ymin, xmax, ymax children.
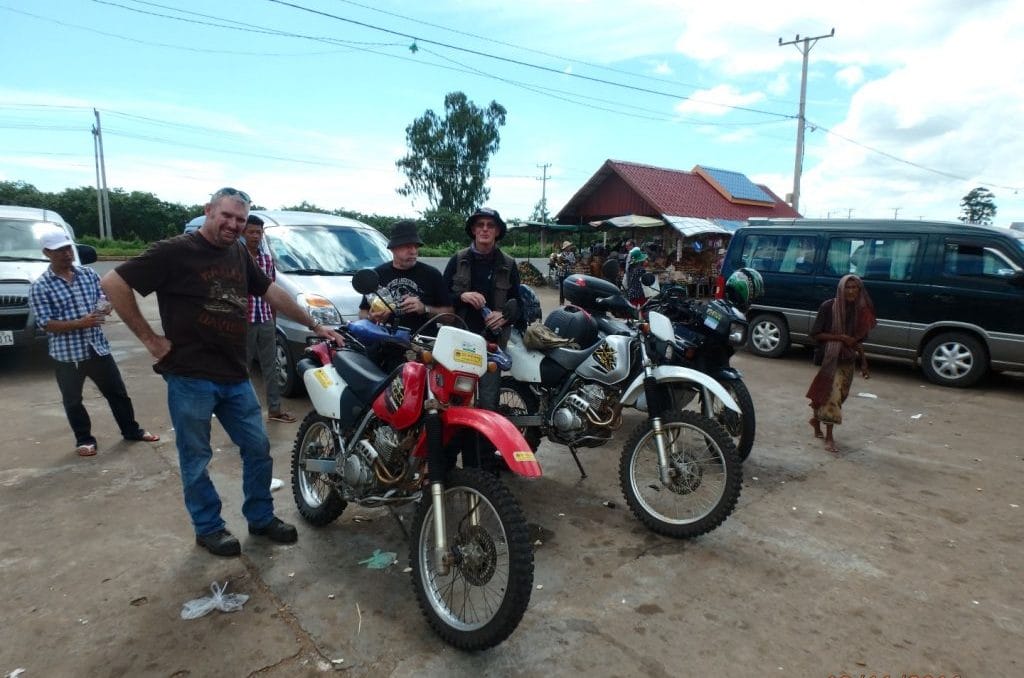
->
<box><xmin>40</xmin><ymin>229</ymin><xmax>74</xmax><ymax>251</ymax></box>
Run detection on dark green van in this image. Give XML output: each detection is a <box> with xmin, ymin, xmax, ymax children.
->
<box><xmin>719</xmin><ymin>218</ymin><xmax>1024</xmax><ymax>387</ymax></box>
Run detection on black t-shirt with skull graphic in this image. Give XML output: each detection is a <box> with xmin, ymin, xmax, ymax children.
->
<box><xmin>359</xmin><ymin>261</ymin><xmax>451</xmax><ymax>333</ymax></box>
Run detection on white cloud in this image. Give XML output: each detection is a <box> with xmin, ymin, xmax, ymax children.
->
<box><xmin>652</xmin><ymin>61</ymin><xmax>673</xmax><ymax>76</ymax></box>
<box><xmin>835</xmin><ymin>66</ymin><xmax>863</xmax><ymax>88</ymax></box>
<box><xmin>675</xmin><ymin>85</ymin><xmax>765</xmax><ymax>117</ymax></box>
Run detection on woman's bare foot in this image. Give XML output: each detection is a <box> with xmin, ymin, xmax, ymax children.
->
<box><xmin>824</xmin><ymin>438</ymin><xmax>839</xmax><ymax>454</ymax></box>
<box><xmin>809</xmin><ymin>417</ymin><xmax>824</xmax><ymax>438</ymax></box>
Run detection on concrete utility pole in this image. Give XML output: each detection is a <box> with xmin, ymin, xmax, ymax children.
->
<box><xmin>92</xmin><ymin>109</ymin><xmax>112</xmax><ymax>240</ymax></box>
<box><xmin>779</xmin><ymin>28</ymin><xmax>835</xmax><ymax>214</ymax></box>
<box><xmin>91</xmin><ymin>127</ymin><xmax>104</xmax><ymax>239</ymax></box>
<box><xmin>536</xmin><ymin>162</ymin><xmax>551</xmax><ymax>223</ymax></box>
<box><xmin>537</xmin><ymin>162</ymin><xmax>552</xmax><ymax>254</ymax></box>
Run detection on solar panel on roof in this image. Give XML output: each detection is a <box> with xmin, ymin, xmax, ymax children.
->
<box><xmin>699</xmin><ymin>166</ymin><xmax>773</xmax><ymax>203</ymax></box>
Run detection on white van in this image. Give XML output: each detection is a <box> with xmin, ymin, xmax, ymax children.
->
<box><xmin>0</xmin><ymin>206</ymin><xmax>97</xmax><ymax>349</ymax></box>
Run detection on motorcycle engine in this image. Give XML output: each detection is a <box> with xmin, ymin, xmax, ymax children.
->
<box><xmin>551</xmin><ymin>382</ymin><xmax>619</xmax><ymax>446</ymax></box>
<box><xmin>342</xmin><ymin>422</ymin><xmax>418</xmax><ymax>496</ymax></box>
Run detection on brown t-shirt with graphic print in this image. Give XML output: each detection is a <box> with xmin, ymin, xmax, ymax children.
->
<box><xmin>116</xmin><ymin>232</ymin><xmax>271</xmax><ymax>382</ymax></box>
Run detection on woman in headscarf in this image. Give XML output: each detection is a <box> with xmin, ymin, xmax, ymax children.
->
<box><xmin>806</xmin><ymin>274</ymin><xmax>877</xmax><ymax>453</ymax></box>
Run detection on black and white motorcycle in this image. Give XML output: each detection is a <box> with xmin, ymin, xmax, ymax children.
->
<box><xmin>498</xmin><ymin>274</ymin><xmax>743</xmax><ymax>539</ymax></box>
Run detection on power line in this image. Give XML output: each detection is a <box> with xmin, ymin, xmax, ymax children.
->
<box><xmin>810</xmin><ymin>120</ymin><xmax>1024</xmax><ymax>192</ymax></box>
<box><xmin>265</xmin><ymin>0</ymin><xmax>794</xmax><ymax>120</ymax></box>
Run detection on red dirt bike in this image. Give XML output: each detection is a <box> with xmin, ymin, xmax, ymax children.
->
<box><xmin>290</xmin><ymin>269</ymin><xmax>541</xmax><ymax>650</ymax></box>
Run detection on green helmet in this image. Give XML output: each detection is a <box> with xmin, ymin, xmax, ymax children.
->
<box><xmin>725</xmin><ymin>267</ymin><xmax>764</xmax><ymax>310</ymax></box>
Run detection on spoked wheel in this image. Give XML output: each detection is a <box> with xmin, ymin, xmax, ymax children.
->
<box><xmin>497</xmin><ymin>377</ymin><xmax>542</xmax><ymax>452</ymax></box>
<box><xmin>410</xmin><ymin>467</ymin><xmax>533</xmax><ymax>650</ymax></box>
<box><xmin>706</xmin><ymin>380</ymin><xmax>756</xmax><ymax>462</ymax></box>
<box><xmin>290</xmin><ymin>411</ymin><xmax>346</xmax><ymax>526</ymax></box>
<box><xmin>619</xmin><ymin>411</ymin><xmax>742</xmax><ymax>539</ymax></box>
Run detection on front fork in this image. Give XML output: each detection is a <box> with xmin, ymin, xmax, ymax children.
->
<box><xmin>424</xmin><ymin>404</ymin><xmax>451</xmax><ymax>575</ymax></box>
<box><xmin>640</xmin><ymin>342</ymin><xmax>675</xmax><ymax>485</ymax></box>
<box><xmin>425</xmin><ymin>403</ymin><xmax>484</xmax><ymax>576</ymax></box>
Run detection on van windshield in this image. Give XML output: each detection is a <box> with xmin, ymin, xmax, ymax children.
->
<box><xmin>266</xmin><ymin>225</ymin><xmax>389</xmax><ymax>274</ymax></box>
<box><xmin>0</xmin><ymin>220</ymin><xmax>54</xmax><ymax>261</ymax></box>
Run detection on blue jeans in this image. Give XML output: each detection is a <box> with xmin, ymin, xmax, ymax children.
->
<box><xmin>164</xmin><ymin>375</ymin><xmax>275</xmax><ymax>536</ymax></box>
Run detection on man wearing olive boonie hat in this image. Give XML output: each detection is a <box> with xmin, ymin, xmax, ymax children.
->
<box><xmin>443</xmin><ymin>207</ymin><xmax>522</xmax><ymax>468</ymax></box>
<box><xmin>359</xmin><ymin>219</ymin><xmax>452</xmax><ymax>335</ymax></box>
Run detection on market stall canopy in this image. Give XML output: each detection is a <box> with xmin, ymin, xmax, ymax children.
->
<box><xmin>663</xmin><ymin>215</ymin><xmax>731</xmax><ymax>238</ymax></box>
<box><xmin>589</xmin><ymin>214</ymin><xmax>665</xmax><ymax>230</ymax></box>
<box><xmin>509</xmin><ymin>220</ymin><xmax>598</xmax><ymax>234</ymax></box>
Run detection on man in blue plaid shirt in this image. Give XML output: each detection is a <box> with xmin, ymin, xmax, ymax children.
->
<box><xmin>28</xmin><ymin>229</ymin><xmax>159</xmax><ymax>457</ymax></box>
<box><xmin>242</xmin><ymin>215</ymin><xmax>294</xmax><ymax>423</ymax></box>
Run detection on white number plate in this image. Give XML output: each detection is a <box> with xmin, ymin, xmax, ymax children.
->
<box><xmin>0</xmin><ymin>331</ymin><xmax>14</xmax><ymax>346</ymax></box>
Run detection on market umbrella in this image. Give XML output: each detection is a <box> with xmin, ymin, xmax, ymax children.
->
<box><xmin>589</xmin><ymin>214</ymin><xmax>665</xmax><ymax>230</ymax></box>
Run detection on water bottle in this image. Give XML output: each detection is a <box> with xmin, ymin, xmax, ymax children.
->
<box><xmin>481</xmin><ymin>305</ymin><xmax>500</xmax><ymax>338</ymax></box>
<box><xmin>94</xmin><ymin>291</ymin><xmax>112</xmax><ymax>315</ymax></box>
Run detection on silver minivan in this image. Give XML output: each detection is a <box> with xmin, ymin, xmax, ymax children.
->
<box><xmin>185</xmin><ymin>210</ymin><xmax>391</xmax><ymax>394</ymax></box>
<box><xmin>0</xmin><ymin>206</ymin><xmax>97</xmax><ymax>350</ymax></box>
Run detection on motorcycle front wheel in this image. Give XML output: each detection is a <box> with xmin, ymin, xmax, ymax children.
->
<box><xmin>619</xmin><ymin>411</ymin><xmax>742</xmax><ymax>539</ymax></box>
<box><xmin>410</xmin><ymin>467</ymin><xmax>534</xmax><ymax>650</ymax></box>
<box><xmin>290</xmin><ymin>411</ymin><xmax>347</xmax><ymax>526</ymax></box>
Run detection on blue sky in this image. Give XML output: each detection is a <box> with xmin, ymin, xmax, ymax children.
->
<box><xmin>1</xmin><ymin>0</ymin><xmax>1022</xmax><ymax>225</ymax></box>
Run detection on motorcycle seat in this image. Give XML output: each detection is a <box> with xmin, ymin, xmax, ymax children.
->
<box><xmin>595</xmin><ymin>315</ymin><xmax>630</xmax><ymax>336</ymax></box>
<box><xmin>547</xmin><ymin>342</ymin><xmax>599</xmax><ymax>371</ymax></box>
<box><xmin>332</xmin><ymin>350</ymin><xmax>390</xmax><ymax>403</ymax></box>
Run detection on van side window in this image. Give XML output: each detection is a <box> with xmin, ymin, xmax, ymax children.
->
<box><xmin>739</xmin><ymin>234</ymin><xmax>816</xmax><ymax>274</ymax></box>
<box><xmin>826</xmin><ymin>237</ymin><xmax>919</xmax><ymax>280</ymax></box>
<box><xmin>943</xmin><ymin>242</ymin><xmax>1021</xmax><ymax>278</ymax></box>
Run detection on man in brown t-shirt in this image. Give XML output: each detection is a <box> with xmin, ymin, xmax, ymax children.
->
<box><xmin>102</xmin><ymin>187</ymin><xmax>343</xmax><ymax>557</ymax></box>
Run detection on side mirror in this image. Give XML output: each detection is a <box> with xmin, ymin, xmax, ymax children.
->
<box><xmin>352</xmin><ymin>268</ymin><xmax>380</xmax><ymax>295</ymax></box>
<box><xmin>1010</xmin><ymin>271</ymin><xmax>1024</xmax><ymax>288</ymax></box>
<box><xmin>502</xmin><ymin>298</ymin><xmax>520</xmax><ymax>323</ymax></box>
<box><xmin>77</xmin><ymin>244</ymin><xmax>98</xmax><ymax>266</ymax></box>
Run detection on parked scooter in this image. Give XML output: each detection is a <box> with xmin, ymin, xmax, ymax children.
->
<box><xmin>290</xmin><ymin>269</ymin><xmax>540</xmax><ymax>650</ymax></box>
<box><xmin>498</xmin><ymin>274</ymin><xmax>743</xmax><ymax>540</ymax></box>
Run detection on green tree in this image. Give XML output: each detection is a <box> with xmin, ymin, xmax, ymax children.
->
<box><xmin>959</xmin><ymin>187</ymin><xmax>997</xmax><ymax>225</ymax></box>
<box><xmin>395</xmin><ymin>91</ymin><xmax>507</xmax><ymax>216</ymax></box>
<box><xmin>530</xmin><ymin>197</ymin><xmax>550</xmax><ymax>224</ymax></box>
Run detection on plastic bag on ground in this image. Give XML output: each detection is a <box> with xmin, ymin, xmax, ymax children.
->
<box><xmin>358</xmin><ymin>549</ymin><xmax>397</xmax><ymax>569</ymax></box>
<box><xmin>180</xmin><ymin>581</ymin><xmax>250</xmax><ymax>620</ymax></box>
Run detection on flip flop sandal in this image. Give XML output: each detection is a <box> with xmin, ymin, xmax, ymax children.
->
<box><xmin>76</xmin><ymin>443</ymin><xmax>97</xmax><ymax>457</ymax></box>
<box><xmin>268</xmin><ymin>411</ymin><xmax>297</xmax><ymax>423</ymax></box>
<box><xmin>140</xmin><ymin>431</ymin><xmax>160</xmax><ymax>442</ymax></box>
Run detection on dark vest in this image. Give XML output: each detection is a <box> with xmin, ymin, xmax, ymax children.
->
<box><xmin>450</xmin><ymin>246</ymin><xmax>515</xmax><ymax>344</ymax></box>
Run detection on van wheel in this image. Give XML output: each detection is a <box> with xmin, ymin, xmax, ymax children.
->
<box><xmin>921</xmin><ymin>332</ymin><xmax>987</xmax><ymax>388</ymax></box>
<box><xmin>276</xmin><ymin>333</ymin><xmax>304</xmax><ymax>397</ymax></box>
<box><xmin>747</xmin><ymin>314</ymin><xmax>789</xmax><ymax>358</ymax></box>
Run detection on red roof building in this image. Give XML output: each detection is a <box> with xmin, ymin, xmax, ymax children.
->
<box><xmin>553</xmin><ymin>160</ymin><xmax>801</xmax><ymax>287</ymax></box>
<box><xmin>556</xmin><ymin>159</ymin><xmax>801</xmax><ymax>228</ymax></box>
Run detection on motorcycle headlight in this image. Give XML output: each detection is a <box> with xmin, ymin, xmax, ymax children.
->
<box><xmin>728</xmin><ymin>322</ymin><xmax>745</xmax><ymax>346</ymax></box>
<box><xmin>663</xmin><ymin>341</ymin><xmax>674</xmax><ymax>361</ymax></box>
<box><xmin>453</xmin><ymin>375</ymin><xmax>477</xmax><ymax>393</ymax></box>
<box><xmin>298</xmin><ymin>293</ymin><xmax>342</xmax><ymax>328</ymax></box>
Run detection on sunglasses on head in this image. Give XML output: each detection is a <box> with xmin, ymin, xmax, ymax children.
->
<box><xmin>212</xmin><ymin>187</ymin><xmax>251</xmax><ymax>203</ymax></box>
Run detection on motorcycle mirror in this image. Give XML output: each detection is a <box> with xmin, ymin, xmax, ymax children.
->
<box><xmin>602</xmin><ymin>258</ymin><xmax>620</xmax><ymax>281</ymax></box>
<box><xmin>501</xmin><ymin>298</ymin><xmax>520</xmax><ymax>323</ymax></box>
<box><xmin>352</xmin><ymin>268</ymin><xmax>380</xmax><ymax>295</ymax></box>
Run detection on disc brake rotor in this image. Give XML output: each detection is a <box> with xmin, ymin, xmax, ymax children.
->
<box><xmin>454</xmin><ymin>524</ymin><xmax>498</xmax><ymax>586</ymax></box>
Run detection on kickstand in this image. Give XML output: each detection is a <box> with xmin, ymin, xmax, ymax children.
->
<box><xmin>387</xmin><ymin>506</ymin><xmax>409</xmax><ymax>540</ymax></box>
<box><xmin>568</xmin><ymin>446</ymin><xmax>588</xmax><ymax>479</ymax></box>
